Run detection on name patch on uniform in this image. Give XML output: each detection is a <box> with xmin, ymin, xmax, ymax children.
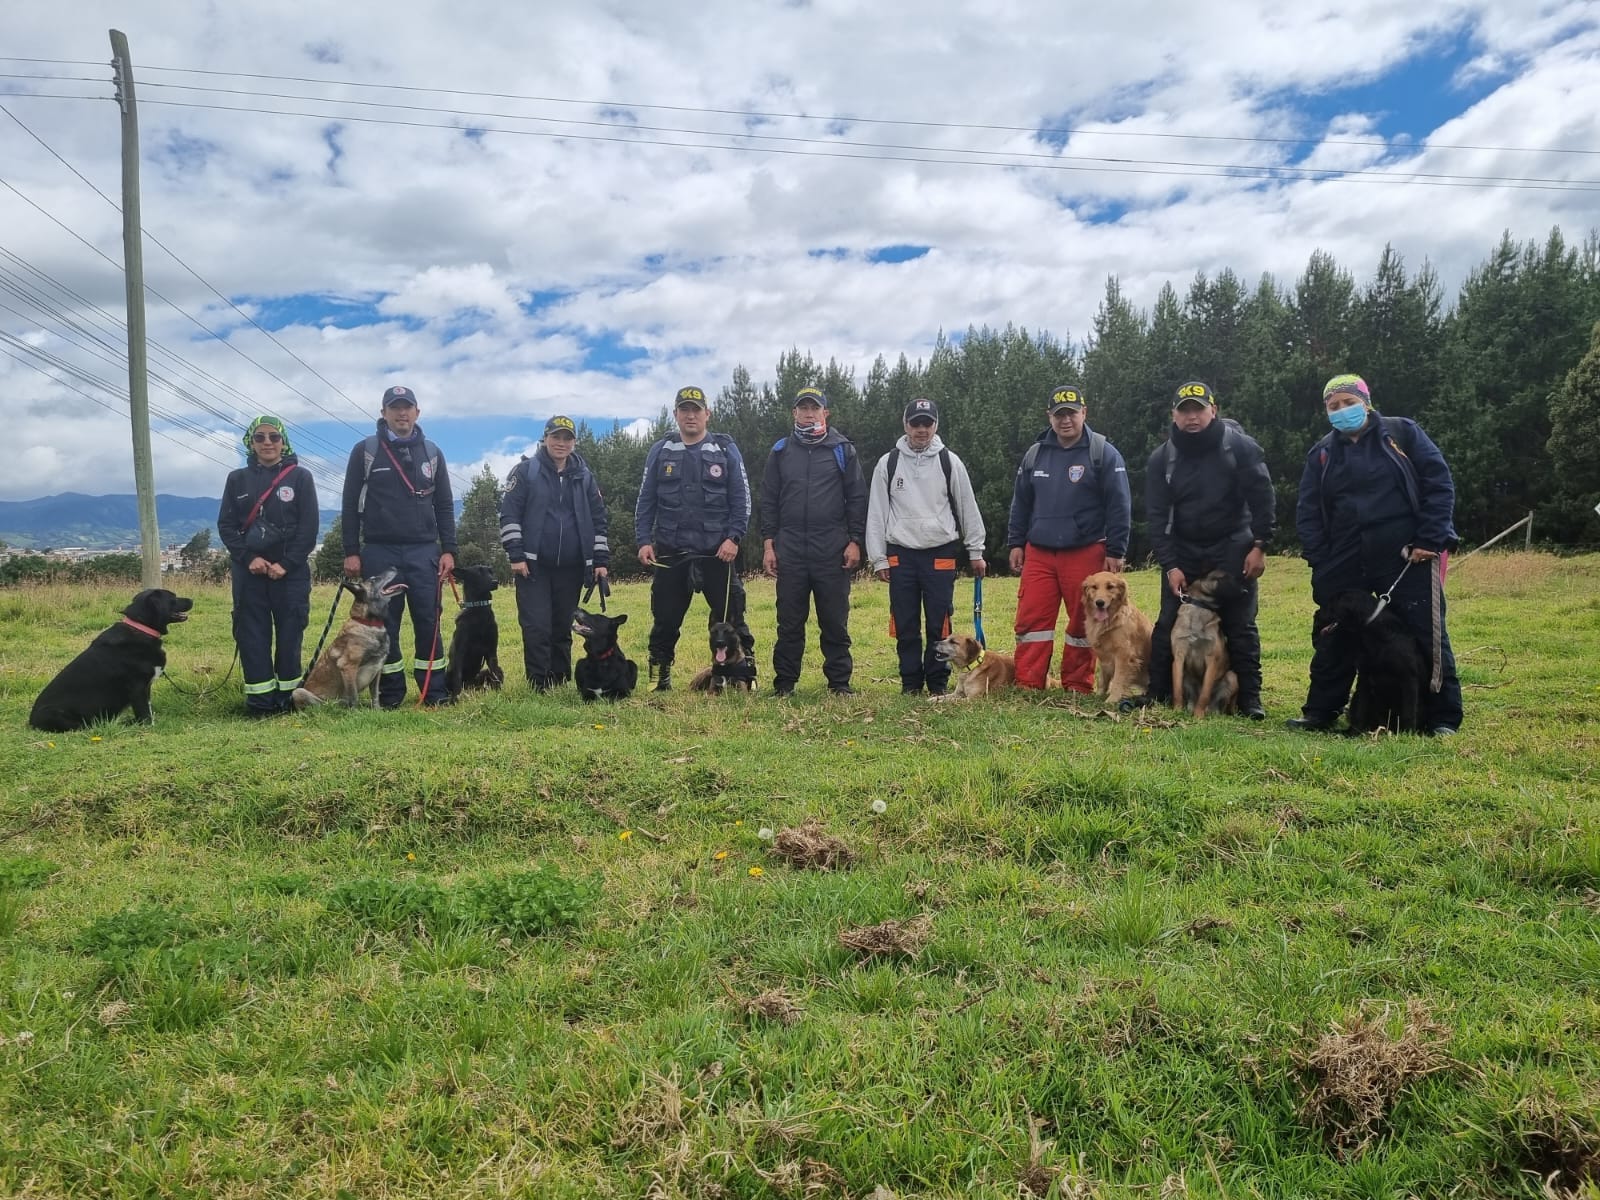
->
<box><xmin>1069</xmin><ymin>465</ymin><xmax>1086</xmax><ymax>483</ymax></box>
<box><xmin>276</xmin><ymin>486</ymin><xmax>295</xmax><ymax>502</ymax></box>
<box><xmin>707</xmin><ymin>464</ymin><xmax>722</xmax><ymax>478</ymax></box>
<box><xmin>1032</xmin><ymin>470</ymin><xmax>1049</xmax><ymax>478</ymax></box>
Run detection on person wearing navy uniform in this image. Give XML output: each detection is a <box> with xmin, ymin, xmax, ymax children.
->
<box><xmin>1289</xmin><ymin>373</ymin><xmax>1463</xmax><ymax>735</ymax></box>
<box><xmin>759</xmin><ymin>386</ymin><xmax>868</xmax><ymax>697</ymax></box>
<box><xmin>217</xmin><ymin>414</ymin><xmax>319</xmax><ymax>717</ymax></box>
<box><xmin>635</xmin><ymin>385</ymin><xmax>754</xmax><ymax>692</ymax></box>
<box><xmin>339</xmin><ymin>385</ymin><xmax>457</xmax><ymax>707</ymax></box>
<box><xmin>499</xmin><ymin>415</ymin><xmax>611</xmax><ymax>691</ymax></box>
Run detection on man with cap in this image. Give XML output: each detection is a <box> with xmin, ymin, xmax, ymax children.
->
<box><xmin>759</xmin><ymin>385</ymin><xmax>868</xmax><ymax>697</ymax></box>
<box><xmin>1290</xmin><ymin>374</ymin><xmax>1462</xmax><ymax>734</ymax></box>
<box><xmin>499</xmin><ymin>415</ymin><xmax>611</xmax><ymax>691</ymax></box>
<box><xmin>340</xmin><ymin>385</ymin><xmax>457</xmax><ymax>707</ymax></box>
<box><xmin>635</xmin><ymin>386</ymin><xmax>754</xmax><ymax>691</ymax></box>
<box><xmin>1142</xmin><ymin>381</ymin><xmax>1275</xmax><ymax>719</ymax></box>
<box><xmin>1006</xmin><ymin>385</ymin><xmax>1132</xmax><ymax>693</ymax></box>
<box><xmin>217</xmin><ymin>415</ymin><xmax>319</xmax><ymax>717</ymax></box>
<box><xmin>865</xmin><ymin>398</ymin><xmax>988</xmax><ymax>695</ymax></box>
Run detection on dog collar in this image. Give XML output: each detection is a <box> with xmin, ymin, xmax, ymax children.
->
<box><xmin>120</xmin><ymin>617</ymin><xmax>163</xmax><ymax>638</ymax></box>
<box><xmin>353</xmin><ymin>615</ymin><xmax>388</xmax><ymax>628</ymax></box>
<box><xmin>593</xmin><ymin>646</ymin><xmax>615</xmax><ymax>660</ymax></box>
<box><xmin>459</xmin><ymin>599</ymin><xmax>494</xmax><ymax>609</ymax></box>
<box><xmin>1179</xmin><ymin>595</ymin><xmax>1222</xmax><ymax>613</ymax></box>
<box><xmin>961</xmin><ymin>648</ymin><xmax>987</xmax><ymax>672</ymax></box>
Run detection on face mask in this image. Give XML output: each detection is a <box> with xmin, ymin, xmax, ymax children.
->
<box><xmin>1327</xmin><ymin>404</ymin><xmax>1368</xmax><ymax>434</ymax></box>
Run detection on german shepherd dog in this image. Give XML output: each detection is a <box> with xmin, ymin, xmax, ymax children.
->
<box><xmin>572</xmin><ymin>608</ymin><xmax>638</xmax><ymax>701</ymax></box>
<box><xmin>293</xmin><ymin>569</ymin><xmax>407</xmax><ymax>709</ymax></box>
<box><xmin>29</xmin><ymin>588</ymin><xmax>194</xmax><ymax>731</ymax></box>
<box><xmin>445</xmin><ymin>564</ymin><xmax>504</xmax><ymax>695</ymax></box>
<box><xmin>689</xmin><ymin>621</ymin><xmax>757</xmax><ymax>692</ymax></box>
<box><xmin>1316</xmin><ymin>591</ymin><xmax>1427</xmax><ymax>734</ymax></box>
<box><xmin>1171</xmin><ymin>570</ymin><xmax>1239</xmax><ymax>717</ymax></box>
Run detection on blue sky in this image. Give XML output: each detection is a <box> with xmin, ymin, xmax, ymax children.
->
<box><xmin>3</xmin><ymin>0</ymin><xmax>1597</xmax><ymax>501</ymax></box>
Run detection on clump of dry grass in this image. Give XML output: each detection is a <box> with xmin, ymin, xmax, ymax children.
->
<box><xmin>742</xmin><ymin>988</ymin><xmax>804</xmax><ymax>1026</ymax></box>
<box><xmin>770</xmin><ymin>820</ymin><xmax>856</xmax><ymax>870</ymax></box>
<box><xmin>837</xmin><ymin>913</ymin><xmax>933</xmax><ymax>959</ymax></box>
<box><xmin>1296</xmin><ymin>999</ymin><xmax>1453</xmax><ymax>1158</ymax></box>
<box><xmin>611</xmin><ymin>1067</ymin><xmax>688</xmax><ymax>1149</ymax></box>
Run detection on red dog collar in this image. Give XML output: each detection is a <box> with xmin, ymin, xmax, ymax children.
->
<box><xmin>120</xmin><ymin>617</ymin><xmax>163</xmax><ymax>638</ymax></box>
<box><xmin>353</xmin><ymin>615</ymin><xmax>388</xmax><ymax>628</ymax></box>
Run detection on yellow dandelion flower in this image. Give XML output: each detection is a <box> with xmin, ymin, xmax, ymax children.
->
<box><xmin>734</xmin><ymin>819</ymin><xmax>743</xmax><ymax>826</ymax></box>
<box><xmin>714</xmin><ymin>850</ymin><xmax>729</xmax><ymax>861</ymax></box>
<box><xmin>593</xmin><ymin>723</ymin><xmax>606</xmax><ymax>730</ymax></box>
<box><xmin>618</xmin><ymin>830</ymin><xmax>633</xmax><ymax>841</ymax></box>
<box><xmin>46</xmin><ymin>742</ymin><xmax>55</xmax><ymax>749</ymax></box>
<box><xmin>406</xmin><ymin>852</ymin><xmax>416</xmax><ymax>862</ymax></box>
<box><xmin>747</xmin><ymin>866</ymin><xmax>763</xmax><ymax>878</ymax></box>
<box><xmin>90</xmin><ymin>736</ymin><xmax>103</xmax><ymax>743</ymax></box>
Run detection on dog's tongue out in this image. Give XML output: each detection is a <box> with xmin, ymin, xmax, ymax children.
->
<box><xmin>714</xmin><ymin>648</ymin><xmax>728</xmax><ymax>663</ymax></box>
<box><xmin>1092</xmin><ymin>609</ymin><xmax>1110</xmax><ymax>622</ymax></box>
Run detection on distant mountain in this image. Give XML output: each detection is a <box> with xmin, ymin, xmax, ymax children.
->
<box><xmin>0</xmin><ymin>493</ymin><xmax>340</xmax><ymax>551</ymax></box>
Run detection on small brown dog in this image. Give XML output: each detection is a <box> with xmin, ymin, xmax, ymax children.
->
<box><xmin>1170</xmin><ymin>570</ymin><xmax>1239</xmax><ymax>717</ymax></box>
<box><xmin>932</xmin><ymin>634</ymin><xmax>1015</xmax><ymax>699</ymax></box>
<box><xmin>688</xmin><ymin>621</ymin><xmax>757</xmax><ymax>693</ymax></box>
<box><xmin>1080</xmin><ymin>571</ymin><xmax>1154</xmax><ymax>707</ymax></box>
<box><xmin>293</xmin><ymin>569</ymin><xmax>408</xmax><ymax>709</ymax></box>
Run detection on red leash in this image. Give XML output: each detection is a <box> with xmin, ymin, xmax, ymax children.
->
<box><xmin>416</xmin><ymin>571</ymin><xmax>447</xmax><ymax>708</ymax></box>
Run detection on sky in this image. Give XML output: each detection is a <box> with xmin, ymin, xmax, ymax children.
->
<box><xmin>2</xmin><ymin>0</ymin><xmax>1597</xmax><ymax>505</ymax></box>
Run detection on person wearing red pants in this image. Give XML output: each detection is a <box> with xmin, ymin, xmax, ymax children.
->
<box><xmin>1006</xmin><ymin>385</ymin><xmax>1132</xmax><ymax>692</ymax></box>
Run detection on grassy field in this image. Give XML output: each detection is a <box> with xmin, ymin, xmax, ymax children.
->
<box><xmin>1</xmin><ymin>554</ymin><xmax>1597</xmax><ymax>1199</ymax></box>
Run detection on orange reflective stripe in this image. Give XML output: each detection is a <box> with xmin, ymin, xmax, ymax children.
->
<box><xmin>933</xmin><ymin>558</ymin><xmax>957</xmax><ymax>571</ymax></box>
<box><xmin>888</xmin><ymin>613</ymin><xmax>898</xmax><ymax>638</ymax></box>
<box><xmin>886</xmin><ymin>555</ymin><xmax>900</xmax><ymax>567</ymax></box>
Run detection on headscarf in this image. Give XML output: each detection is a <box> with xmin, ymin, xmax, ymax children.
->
<box><xmin>243</xmin><ymin>413</ymin><xmax>294</xmax><ymax>459</ymax></box>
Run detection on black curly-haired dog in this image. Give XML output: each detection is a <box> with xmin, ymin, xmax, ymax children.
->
<box><xmin>1316</xmin><ymin>590</ymin><xmax>1427</xmax><ymax>734</ymax></box>
<box><xmin>29</xmin><ymin>588</ymin><xmax>193</xmax><ymax>731</ymax></box>
<box><xmin>571</xmin><ymin>608</ymin><xmax>638</xmax><ymax>701</ymax></box>
<box><xmin>446</xmin><ymin>564</ymin><xmax>504</xmax><ymax>695</ymax></box>
<box><xmin>688</xmin><ymin>621</ymin><xmax>757</xmax><ymax>692</ymax></box>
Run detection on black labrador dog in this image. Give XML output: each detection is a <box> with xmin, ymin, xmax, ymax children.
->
<box><xmin>1316</xmin><ymin>590</ymin><xmax>1427</xmax><ymax>734</ymax></box>
<box><xmin>688</xmin><ymin>621</ymin><xmax>757</xmax><ymax>692</ymax></box>
<box><xmin>29</xmin><ymin>588</ymin><xmax>194</xmax><ymax>731</ymax></box>
<box><xmin>446</xmin><ymin>564</ymin><xmax>504</xmax><ymax>695</ymax></box>
<box><xmin>571</xmin><ymin>608</ymin><xmax>637</xmax><ymax>701</ymax></box>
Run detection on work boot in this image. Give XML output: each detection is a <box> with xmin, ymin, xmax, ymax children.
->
<box><xmin>1285</xmin><ymin>713</ymin><xmax>1338</xmax><ymax>732</ymax></box>
<box><xmin>651</xmin><ymin>662</ymin><xmax>672</xmax><ymax>692</ymax></box>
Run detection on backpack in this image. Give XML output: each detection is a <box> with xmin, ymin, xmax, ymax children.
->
<box><xmin>359</xmin><ymin>433</ymin><xmax>441</xmax><ymax>513</ymax></box>
<box><xmin>1161</xmin><ymin>419</ymin><xmax>1242</xmax><ymax>536</ymax></box>
<box><xmin>1020</xmin><ymin>430</ymin><xmax>1106</xmax><ymax>475</ymax></box>
<box><xmin>1314</xmin><ymin>415</ymin><xmax>1422</xmax><ymax>519</ymax></box>
<box><xmin>772</xmin><ymin>436</ymin><xmax>848</xmax><ymax>475</ymax></box>
<box><xmin>883</xmin><ymin>446</ymin><xmax>963</xmax><ymax>541</ymax></box>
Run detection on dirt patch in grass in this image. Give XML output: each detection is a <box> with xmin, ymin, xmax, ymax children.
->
<box><xmin>771</xmin><ymin>820</ymin><xmax>856</xmax><ymax>870</ymax></box>
<box><xmin>1504</xmin><ymin>1083</ymin><xmax>1600</xmax><ymax>1197</ymax></box>
<box><xmin>1296</xmin><ymin>998</ymin><xmax>1453</xmax><ymax>1158</ymax></box>
<box><xmin>838</xmin><ymin>913</ymin><xmax>933</xmax><ymax>959</ymax></box>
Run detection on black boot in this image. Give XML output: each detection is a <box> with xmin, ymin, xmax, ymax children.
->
<box><xmin>651</xmin><ymin>662</ymin><xmax>672</xmax><ymax>692</ymax></box>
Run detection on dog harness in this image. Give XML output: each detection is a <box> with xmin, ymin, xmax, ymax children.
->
<box><xmin>120</xmin><ymin>617</ymin><xmax>163</xmax><ymax>638</ymax></box>
<box><xmin>711</xmin><ymin>658</ymin><xmax>758</xmax><ymax>688</ymax></box>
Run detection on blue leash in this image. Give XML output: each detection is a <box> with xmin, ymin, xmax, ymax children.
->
<box><xmin>973</xmin><ymin>575</ymin><xmax>986</xmax><ymax>648</ymax></box>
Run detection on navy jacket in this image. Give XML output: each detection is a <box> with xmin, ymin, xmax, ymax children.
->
<box><xmin>635</xmin><ymin>433</ymin><xmax>751</xmax><ymax>554</ymax></box>
<box><xmin>218</xmin><ymin>454</ymin><xmax>319</xmax><ymax>571</ymax></box>
<box><xmin>499</xmin><ymin>447</ymin><xmax>610</xmax><ymax>569</ymax></box>
<box><xmin>758</xmin><ymin>427</ymin><xmax>868</xmax><ymax>562</ymax></box>
<box><xmin>1007</xmin><ymin>427</ymin><xmax>1131</xmax><ymax>559</ymax></box>
<box><xmin>1296</xmin><ymin>413</ymin><xmax>1458</xmax><ymax>569</ymax></box>
<box><xmin>340</xmin><ymin>421</ymin><xmax>458</xmax><ymax>555</ymax></box>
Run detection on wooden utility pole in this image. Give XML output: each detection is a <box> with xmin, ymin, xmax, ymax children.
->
<box><xmin>110</xmin><ymin>29</ymin><xmax>160</xmax><ymax>587</ymax></box>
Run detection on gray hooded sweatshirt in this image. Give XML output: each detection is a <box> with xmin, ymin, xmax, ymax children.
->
<box><xmin>865</xmin><ymin>433</ymin><xmax>987</xmax><ymax>572</ymax></box>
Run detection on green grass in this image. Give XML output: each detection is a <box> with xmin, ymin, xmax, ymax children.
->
<box><xmin>1</xmin><ymin>555</ymin><xmax>1598</xmax><ymax>1197</ymax></box>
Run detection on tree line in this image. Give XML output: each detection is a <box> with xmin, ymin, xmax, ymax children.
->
<box><xmin>334</xmin><ymin>228</ymin><xmax>1600</xmax><ymax>584</ymax></box>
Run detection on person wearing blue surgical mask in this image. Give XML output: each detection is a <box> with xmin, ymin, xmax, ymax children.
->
<box><xmin>1289</xmin><ymin>374</ymin><xmax>1463</xmax><ymax>736</ymax></box>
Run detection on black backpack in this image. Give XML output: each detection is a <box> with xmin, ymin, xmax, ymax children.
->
<box><xmin>883</xmin><ymin>446</ymin><xmax>963</xmax><ymax>542</ymax></box>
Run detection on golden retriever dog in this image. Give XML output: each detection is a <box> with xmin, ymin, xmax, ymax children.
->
<box><xmin>1170</xmin><ymin>570</ymin><xmax>1239</xmax><ymax>717</ymax></box>
<box><xmin>1080</xmin><ymin>571</ymin><xmax>1154</xmax><ymax>707</ymax></box>
<box><xmin>932</xmin><ymin>634</ymin><xmax>1015</xmax><ymax>699</ymax></box>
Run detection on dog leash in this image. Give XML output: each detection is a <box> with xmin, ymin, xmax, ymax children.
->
<box><xmin>417</xmin><ymin>572</ymin><xmax>446</xmax><ymax>708</ymax></box>
<box><xmin>972</xmin><ymin>575</ymin><xmax>986</xmax><ymax>649</ymax></box>
<box><xmin>159</xmin><ymin>646</ymin><xmax>239</xmax><ymax>699</ymax></box>
<box><xmin>581</xmin><ymin>573</ymin><xmax>612</xmax><ymax>613</ymax></box>
<box><xmin>303</xmin><ymin>580</ymin><xmax>347</xmax><ymax>678</ymax></box>
<box><xmin>1367</xmin><ymin>557</ymin><xmax>1413</xmax><ymax>624</ymax></box>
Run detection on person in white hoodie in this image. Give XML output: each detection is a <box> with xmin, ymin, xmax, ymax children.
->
<box><xmin>866</xmin><ymin>398</ymin><xmax>988</xmax><ymax>695</ymax></box>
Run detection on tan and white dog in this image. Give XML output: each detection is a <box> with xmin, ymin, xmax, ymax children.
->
<box><xmin>293</xmin><ymin>568</ymin><xmax>408</xmax><ymax>709</ymax></box>
<box><xmin>932</xmin><ymin>634</ymin><xmax>1016</xmax><ymax>699</ymax></box>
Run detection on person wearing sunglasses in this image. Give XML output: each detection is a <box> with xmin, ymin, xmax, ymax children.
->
<box><xmin>217</xmin><ymin>414</ymin><xmax>320</xmax><ymax>717</ymax></box>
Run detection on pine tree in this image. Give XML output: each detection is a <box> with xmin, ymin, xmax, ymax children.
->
<box><xmin>1547</xmin><ymin>321</ymin><xmax>1600</xmax><ymax>543</ymax></box>
<box><xmin>313</xmin><ymin>516</ymin><xmax>346</xmax><ymax>582</ymax></box>
<box><xmin>455</xmin><ymin>466</ymin><xmax>508</xmax><ymax>581</ymax></box>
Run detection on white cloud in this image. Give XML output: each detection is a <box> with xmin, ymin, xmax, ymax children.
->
<box><xmin>2</xmin><ymin>0</ymin><xmax>1596</xmax><ymax>500</ymax></box>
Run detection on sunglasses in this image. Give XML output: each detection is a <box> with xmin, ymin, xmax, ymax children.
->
<box><xmin>251</xmin><ymin>432</ymin><xmax>284</xmax><ymax>444</ymax></box>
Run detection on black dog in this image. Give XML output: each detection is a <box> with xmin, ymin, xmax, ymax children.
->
<box><xmin>446</xmin><ymin>565</ymin><xmax>504</xmax><ymax>695</ymax></box>
<box><xmin>571</xmin><ymin>608</ymin><xmax>638</xmax><ymax>701</ymax></box>
<box><xmin>688</xmin><ymin>621</ymin><xmax>757</xmax><ymax>692</ymax></box>
<box><xmin>1316</xmin><ymin>590</ymin><xmax>1427</xmax><ymax>734</ymax></box>
<box><xmin>29</xmin><ymin>588</ymin><xmax>194</xmax><ymax>731</ymax></box>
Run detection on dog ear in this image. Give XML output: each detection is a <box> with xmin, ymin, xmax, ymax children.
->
<box><xmin>613</xmin><ymin>613</ymin><xmax>628</xmax><ymax>627</ymax></box>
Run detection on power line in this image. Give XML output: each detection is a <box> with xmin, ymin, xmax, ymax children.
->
<box><xmin>10</xmin><ymin>58</ymin><xmax>1594</xmax><ymax>159</ymax></box>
